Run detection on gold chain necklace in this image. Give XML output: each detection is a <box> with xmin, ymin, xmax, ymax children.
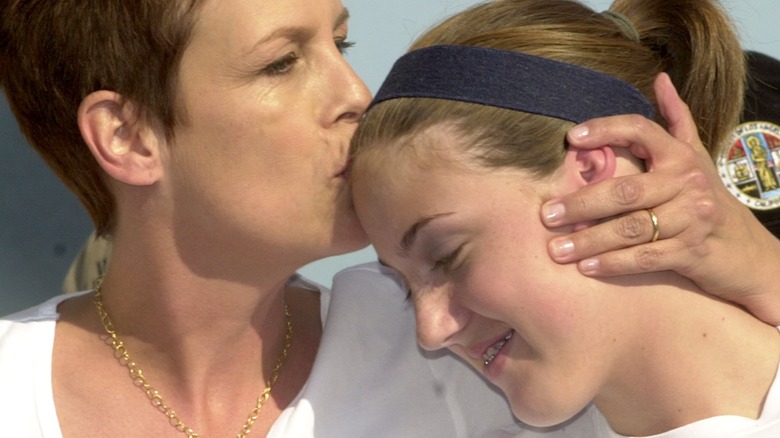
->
<box><xmin>93</xmin><ymin>278</ymin><xmax>293</xmax><ymax>438</ymax></box>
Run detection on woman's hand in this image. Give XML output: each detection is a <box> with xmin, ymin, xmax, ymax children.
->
<box><xmin>543</xmin><ymin>73</ymin><xmax>780</xmax><ymax>325</ymax></box>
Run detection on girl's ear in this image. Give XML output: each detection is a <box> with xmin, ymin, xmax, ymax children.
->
<box><xmin>556</xmin><ymin>146</ymin><xmax>618</xmax><ymax>232</ymax></box>
<box><xmin>564</xmin><ymin>145</ymin><xmax>617</xmax><ymax>187</ymax></box>
<box><xmin>78</xmin><ymin>90</ymin><xmax>164</xmax><ymax>186</ymax></box>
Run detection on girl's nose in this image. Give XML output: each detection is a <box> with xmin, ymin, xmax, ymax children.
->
<box><xmin>414</xmin><ymin>286</ymin><xmax>469</xmax><ymax>351</ymax></box>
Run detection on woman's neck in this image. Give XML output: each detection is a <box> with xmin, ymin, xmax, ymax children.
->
<box><xmin>56</xmin><ymin>268</ymin><xmax>323</xmax><ymax>437</ymax></box>
<box><xmin>595</xmin><ymin>274</ymin><xmax>780</xmax><ymax>436</ymax></box>
<box><xmin>53</xmin><ymin>209</ymin><xmax>329</xmax><ymax>436</ymax></box>
<box><xmin>80</xmin><ymin>229</ymin><xmax>315</xmax><ymax>404</ymax></box>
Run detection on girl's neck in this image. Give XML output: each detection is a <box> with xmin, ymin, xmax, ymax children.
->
<box><xmin>595</xmin><ymin>275</ymin><xmax>780</xmax><ymax>436</ymax></box>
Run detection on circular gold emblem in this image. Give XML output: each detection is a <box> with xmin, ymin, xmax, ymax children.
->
<box><xmin>717</xmin><ymin>121</ymin><xmax>780</xmax><ymax>211</ymax></box>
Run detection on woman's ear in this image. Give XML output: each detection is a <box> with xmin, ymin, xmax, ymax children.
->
<box><xmin>565</xmin><ymin>145</ymin><xmax>617</xmax><ymax>186</ymax></box>
<box><xmin>78</xmin><ymin>90</ymin><xmax>164</xmax><ymax>186</ymax></box>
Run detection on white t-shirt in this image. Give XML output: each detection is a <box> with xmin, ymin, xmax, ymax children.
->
<box><xmin>7</xmin><ymin>262</ymin><xmax>774</xmax><ymax>437</ymax></box>
<box><xmin>3</xmin><ymin>262</ymin><xmax>592</xmax><ymax>437</ymax></box>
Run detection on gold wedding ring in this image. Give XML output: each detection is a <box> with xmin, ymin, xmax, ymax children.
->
<box><xmin>646</xmin><ymin>208</ymin><xmax>660</xmax><ymax>243</ymax></box>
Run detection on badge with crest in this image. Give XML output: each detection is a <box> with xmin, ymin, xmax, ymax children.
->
<box><xmin>718</xmin><ymin>121</ymin><xmax>780</xmax><ymax>211</ymax></box>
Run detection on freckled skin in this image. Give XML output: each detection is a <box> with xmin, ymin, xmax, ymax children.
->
<box><xmin>352</xmin><ymin>128</ymin><xmax>780</xmax><ymax>434</ymax></box>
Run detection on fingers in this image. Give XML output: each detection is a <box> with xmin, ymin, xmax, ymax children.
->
<box><xmin>573</xmin><ymin>237</ymin><xmax>689</xmax><ymax>277</ymax></box>
<box><xmin>653</xmin><ymin>73</ymin><xmax>705</xmax><ymax>154</ymax></box>
<box><xmin>566</xmin><ymin>73</ymin><xmax>708</xmax><ymax>170</ymax></box>
<box><xmin>549</xmin><ymin>211</ymin><xmax>654</xmax><ymax>263</ymax></box>
<box><xmin>567</xmin><ymin>113</ymin><xmax>666</xmax><ymax>161</ymax></box>
<box><xmin>542</xmin><ymin>171</ymin><xmax>681</xmax><ymax>228</ymax></box>
<box><xmin>547</xmin><ymin>72</ymin><xmax>714</xmax><ymax>229</ymax></box>
<box><xmin>541</xmin><ymin>73</ymin><xmax>780</xmax><ymax>322</ymax></box>
<box><xmin>546</xmin><ymin>163</ymin><xmax>718</xmax><ymax>262</ymax></box>
<box><xmin>547</xmin><ymin>201</ymin><xmax>695</xmax><ymax>264</ymax></box>
<box><xmin>545</xmin><ymin>74</ymin><xmax>721</xmax><ymax>271</ymax></box>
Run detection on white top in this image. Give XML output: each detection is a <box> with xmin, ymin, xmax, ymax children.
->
<box><xmin>0</xmin><ymin>262</ymin><xmax>551</xmax><ymax>437</ymax></box>
<box><xmin>6</xmin><ymin>262</ymin><xmax>774</xmax><ymax>437</ymax></box>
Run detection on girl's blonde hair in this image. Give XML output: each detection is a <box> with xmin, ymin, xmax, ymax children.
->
<box><xmin>352</xmin><ymin>0</ymin><xmax>744</xmax><ymax>175</ymax></box>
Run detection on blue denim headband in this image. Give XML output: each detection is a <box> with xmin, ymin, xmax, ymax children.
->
<box><xmin>371</xmin><ymin>45</ymin><xmax>655</xmax><ymax>124</ymax></box>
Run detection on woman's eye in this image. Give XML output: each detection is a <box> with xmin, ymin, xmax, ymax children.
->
<box><xmin>335</xmin><ymin>38</ymin><xmax>355</xmax><ymax>55</ymax></box>
<box><xmin>432</xmin><ymin>246</ymin><xmax>463</xmax><ymax>273</ymax></box>
<box><xmin>261</xmin><ymin>53</ymin><xmax>299</xmax><ymax>76</ymax></box>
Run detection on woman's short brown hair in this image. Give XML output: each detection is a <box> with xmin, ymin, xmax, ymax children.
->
<box><xmin>1</xmin><ymin>0</ymin><xmax>203</xmax><ymax>234</ymax></box>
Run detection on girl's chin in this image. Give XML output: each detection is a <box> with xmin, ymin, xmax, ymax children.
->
<box><xmin>504</xmin><ymin>381</ymin><xmax>590</xmax><ymax>430</ymax></box>
<box><xmin>510</xmin><ymin>402</ymin><xmax>582</xmax><ymax>430</ymax></box>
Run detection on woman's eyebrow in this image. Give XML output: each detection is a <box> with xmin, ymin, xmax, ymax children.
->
<box><xmin>245</xmin><ymin>8</ymin><xmax>350</xmax><ymax>56</ymax></box>
<box><xmin>334</xmin><ymin>8</ymin><xmax>350</xmax><ymax>31</ymax></box>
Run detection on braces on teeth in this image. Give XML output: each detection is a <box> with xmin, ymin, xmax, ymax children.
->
<box><xmin>482</xmin><ymin>330</ymin><xmax>514</xmax><ymax>365</ymax></box>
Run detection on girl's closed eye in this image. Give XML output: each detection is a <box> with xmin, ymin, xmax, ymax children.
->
<box><xmin>432</xmin><ymin>245</ymin><xmax>464</xmax><ymax>273</ymax></box>
<box><xmin>395</xmin><ymin>274</ymin><xmax>415</xmax><ymax>302</ymax></box>
<box><xmin>377</xmin><ymin>259</ymin><xmax>415</xmax><ymax>301</ymax></box>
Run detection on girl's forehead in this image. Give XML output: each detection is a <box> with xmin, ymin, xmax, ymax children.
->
<box><xmin>355</xmin><ymin>134</ymin><xmax>463</xmax><ymax>179</ymax></box>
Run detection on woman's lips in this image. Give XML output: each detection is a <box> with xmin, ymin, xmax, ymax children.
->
<box><xmin>482</xmin><ymin>330</ymin><xmax>514</xmax><ymax>365</ymax></box>
<box><xmin>335</xmin><ymin>158</ymin><xmax>352</xmax><ymax>178</ymax></box>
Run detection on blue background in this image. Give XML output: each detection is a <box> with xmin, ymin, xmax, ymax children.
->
<box><xmin>2</xmin><ymin>0</ymin><xmax>779</xmax><ymax>314</ymax></box>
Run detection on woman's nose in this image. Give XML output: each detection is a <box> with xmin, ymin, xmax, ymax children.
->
<box><xmin>414</xmin><ymin>286</ymin><xmax>469</xmax><ymax>351</ymax></box>
<box><xmin>332</xmin><ymin>58</ymin><xmax>371</xmax><ymax>124</ymax></box>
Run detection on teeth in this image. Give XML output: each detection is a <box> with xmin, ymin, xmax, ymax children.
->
<box><xmin>482</xmin><ymin>330</ymin><xmax>514</xmax><ymax>365</ymax></box>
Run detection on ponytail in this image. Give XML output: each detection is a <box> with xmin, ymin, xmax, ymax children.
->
<box><xmin>612</xmin><ymin>0</ymin><xmax>745</xmax><ymax>156</ymax></box>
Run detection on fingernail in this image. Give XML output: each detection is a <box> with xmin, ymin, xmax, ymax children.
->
<box><xmin>569</xmin><ymin>124</ymin><xmax>589</xmax><ymax>139</ymax></box>
<box><xmin>542</xmin><ymin>202</ymin><xmax>565</xmax><ymax>224</ymax></box>
<box><xmin>550</xmin><ymin>239</ymin><xmax>574</xmax><ymax>259</ymax></box>
<box><xmin>580</xmin><ymin>258</ymin><xmax>600</xmax><ymax>274</ymax></box>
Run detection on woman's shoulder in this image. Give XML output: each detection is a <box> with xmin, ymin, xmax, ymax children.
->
<box><xmin>0</xmin><ymin>293</ymin><xmax>77</xmax><ymax>435</ymax></box>
<box><xmin>0</xmin><ymin>291</ymin><xmax>90</xmax><ymax>363</ymax></box>
<box><xmin>1</xmin><ymin>291</ymin><xmax>89</xmax><ymax>325</ymax></box>
<box><xmin>0</xmin><ymin>292</ymin><xmax>79</xmax><ymax>355</ymax></box>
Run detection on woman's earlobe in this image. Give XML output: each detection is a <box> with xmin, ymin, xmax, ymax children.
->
<box><xmin>78</xmin><ymin>90</ymin><xmax>163</xmax><ymax>186</ymax></box>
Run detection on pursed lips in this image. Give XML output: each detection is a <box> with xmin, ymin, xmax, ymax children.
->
<box><xmin>335</xmin><ymin>157</ymin><xmax>352</xmax><ymax>178</ymax></box>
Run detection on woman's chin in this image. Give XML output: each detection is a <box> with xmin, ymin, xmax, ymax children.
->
<box><xmin>333</xmin><ymin>234</ymin><xmax>370</xmax><ymax>256</ymax></box>
<box><xmin>329</xmin><ymin>217</ymin><xmax>370</xmax><ymax>256</ymax></box>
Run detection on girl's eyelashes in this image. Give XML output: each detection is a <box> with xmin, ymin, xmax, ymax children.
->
<box><xmin>397</xmin><ymin>277</ymin><xmax>413</xmax><ymax>301</ymax></box>
<box><xmin>432</xmin><ymin>245</ymin><xmax>463</xmax><ymax>273</ymax></box>
<box><xmin>261</xmin><ymin>52</ymin><xmax>299</xmax><ymax>76</ymax></box>
<box><xmin>335</xmin><ymin>39</ymin><xmax>355</xmax><ymax>55</ymax></box>
<box><xmin>379</xmin><ymin>261</ymin><xmax>413</xmax><ymax>301</ymax></box>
